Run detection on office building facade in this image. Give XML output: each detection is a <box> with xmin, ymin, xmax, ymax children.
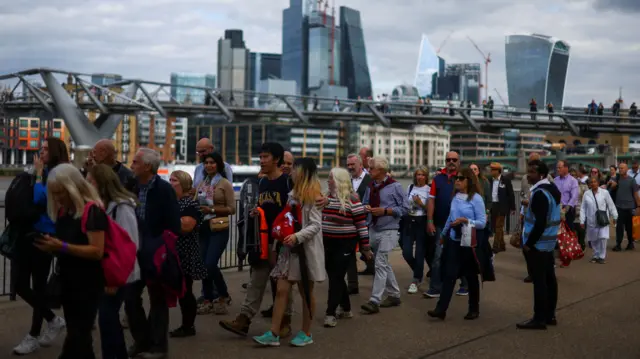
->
<box><xmin>91</xmin><ymin>73</ymin><xmax>123</xmax><ymax>86</ymax></box>
<box><xmin>218</xmin><ymin>29</ymin><xmax>250</xmax><ymax>105</ymax></box>
<box><xmin>359</xmin><ymin>124</ymin><xmax>449</xmax><ymax>170</ymax></box>
<box><xmin>339</xmin><ymin>6</ymin><xmax>372</xmax><ymax>99</ymax></box>
<box><xmin>281</xmin><ymin>0</ymin><xmax>309</xmax><ymax>94</ymax></box>
<box><xmin>307</xmin><ymin>9</ymin><xmax>341</xmax><ymax>91</ymax></box>
<box><xmin>0</xmin><ymin>116</ymin><xmax>68</xmax><ymax>165</ymax></box>
<box><xmin>505</xmin><ymin>33</ymin><xmax>571</xmax><ymax>108</ymax></box>
<box><xmin>249</xmin><ymin>53</ymin><xmax>282</xmax><ymax>93</ymax></box>
<box><xmin>436</xmin><ymin>63</ymin><xmax>481</xmax><ymax>104</ymax></box>
<box><xmin>170</xmin><ymin>73</ymin><xmax>216</xmax><ymax>104</ymax></box>
<box><xmin>414</xmin><ymin>34</ymin><xmax>440</xmax><ymax>98</ymax></box>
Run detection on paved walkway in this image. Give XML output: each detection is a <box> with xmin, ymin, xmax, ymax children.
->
<box><xmin>1</xmin><ymin>244</ymin><xmax>639</xmax><ymax>359</ymax></box>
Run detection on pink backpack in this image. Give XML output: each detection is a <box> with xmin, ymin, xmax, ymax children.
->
<box><xmin>81</xmin><ymin>201</ymin><xmax>137</xmax><ymax>287</ymax></box>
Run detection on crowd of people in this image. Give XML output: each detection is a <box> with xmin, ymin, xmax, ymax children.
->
<box><xmin>5</xmin><ymin>136</ymin><xmax>638</xmax><ymax>358</ymax></box>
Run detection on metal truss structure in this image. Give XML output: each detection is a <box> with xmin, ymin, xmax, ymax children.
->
<box><xmin>1</xmin><ymin>68</ymin><xmax>639</xmax><ymax>147</ymax></box>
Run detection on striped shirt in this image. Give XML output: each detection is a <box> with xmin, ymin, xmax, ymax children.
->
<box><xmin>322</xmin><ymin>193</ymin><xmax>370</xmax><ymax>248</ymax></box>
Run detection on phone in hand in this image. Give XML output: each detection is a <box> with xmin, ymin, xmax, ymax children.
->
<box><xmin>25</xmin><ymin>232</ymin><xmax>44</xmax><ymax>242</ymax></box>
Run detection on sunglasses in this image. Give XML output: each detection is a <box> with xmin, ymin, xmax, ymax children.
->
<box><xmin>446</xmin><ymin>158</ymin><xmax>459</xmax><ymax>163</ymax></box>
<box><xmin>455</xmin><ymin>176</ymin><xmax>467</xmax><ymax>181</ymax></box>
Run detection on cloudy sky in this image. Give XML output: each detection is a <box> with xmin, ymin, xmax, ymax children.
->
<box><xmin>0</xmin><ymin>0</ymin><xmax>638</xmax><ymax>107</ymax></box>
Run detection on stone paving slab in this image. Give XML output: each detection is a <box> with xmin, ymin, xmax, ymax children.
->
<box><xmin>0</xmin><ymin>245</ymin><xmax>639</xmax><ymax>359</ymax></box>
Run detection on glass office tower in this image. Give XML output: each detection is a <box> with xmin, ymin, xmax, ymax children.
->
<box><xmin>414</xmin><ymin>34</ymin><xmax>439</xmax><ymax>98</ymax></box>
<box><xmin>505</xmin><ymin>34</ymin><xmax>570</xmax><ymax>108</ymax></box>
<box><xmin>170</xmin><ymin>73</ymin><xmax>216</xmax><ymax>104</ymax></box>
<box><xmin>281</xmin><ymin>0</ymin><xmax>308</xmax><ymax>94</ymax></box>
<box><xmin>339</xmin><ymin>6</ymin><xmax>372</xmax><ymax>99</ymax></box>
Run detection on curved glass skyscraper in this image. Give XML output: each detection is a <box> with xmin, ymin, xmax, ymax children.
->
<box><xmin>414</xmin><ymin>34</ymin><xmax>439</xmax><ymax>97</ymax></box>
<box><xmin>505</xmin><ymin>34</ymin><xmax>570</xmax><ymax>108</ymax></box>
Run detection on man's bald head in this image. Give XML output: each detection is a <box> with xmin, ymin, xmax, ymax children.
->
<box><xmin>196</xmin><ymin>137</ymin><xmax>215</xmax><ymax>161</ymax></box>
<box><xmin>93</xmin><ymin>139</ymin><xmax>117</xmax><ymax>165</ymax></box>
<box><xmin>281</xmin><ymin>151</ymin><xmax>294</xmax><ymax>175</ymax></box>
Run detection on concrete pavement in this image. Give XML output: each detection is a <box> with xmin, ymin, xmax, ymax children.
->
<box><xmin>0</xmin><ymin>244</ymin><xmax>639</xmax><ymax>359</ymax></box>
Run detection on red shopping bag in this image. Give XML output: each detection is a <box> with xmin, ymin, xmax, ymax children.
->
<box><xmin>557</xmin><ymin>220</ymin><xmax>584</xmax><ymax>265</ymax></box>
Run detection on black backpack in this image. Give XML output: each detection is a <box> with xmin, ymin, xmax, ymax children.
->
<box><xmin>5</xmin><ymin>172</ymin><xmax>42</xmax><ymax>226</ymax></box>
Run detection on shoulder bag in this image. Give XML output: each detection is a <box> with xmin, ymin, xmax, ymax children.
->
<box><xmin>592</xmin><ymin>191</ymin><xmax>609</xmax><ymax>227</ymax></box>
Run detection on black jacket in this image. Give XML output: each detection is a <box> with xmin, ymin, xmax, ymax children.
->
<box><xmin>131</xmin><ymin>176</ymin><xmax>181</xmax><ymax>240</ymax></box>
<box><xmin>490</xmin><ymin>175</ymin><xmax>516</xmax><ymax>215</ymax></box>
<box><xmin>354</xmin><ymin>173</ymin><xmax>372</xmax><ymax>202</ymax></box>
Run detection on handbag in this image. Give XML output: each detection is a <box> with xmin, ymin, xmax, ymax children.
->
<box><xmin>46</xmin><ymin>260</ymin><xmax>62</xmax><ymax>309</ymax></box>
<box><xmin>460</xmin><ymin>222</ymin><xmax>477</xmax><ymax>248</ymax></box>
<box><xmin>510</xmin><ymin>215</ymin><xmax>523</xmax><ymax>248</ymax></box>
<box><xmin>558</xmin><ymin>220</ymin><xmax>584</xmax><ymax>264</ymax></box>
<box><xmin>209</xmin><ymin>216</ymin><xmax>230</xmax><ymax>232</ymax></box>
<box><xmin>591</xmin><ymin>191</ymin><xmax>609</xmax><ymax>228</ymax></box>
<box><xmin>0</xmin><ymin>225</ymin><xmax>17</xmax><ymax>259</ymax></box>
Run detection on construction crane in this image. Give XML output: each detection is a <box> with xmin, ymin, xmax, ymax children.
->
<box><xmin>467</xmin><ymin>36</ymin><xmax>491</xmax><ymax>101</ymax></box>
<box><xmin>436</xmin><ymin>31</ymin><xmax>453</xmax><ymax>55</ymax></box>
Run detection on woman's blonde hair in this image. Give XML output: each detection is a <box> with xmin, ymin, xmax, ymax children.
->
<box><xmin>413</xmin><ymin>166</ymin><xmax>429</xmax><ymax>186</ymax></box>
<box><xmin>171</xmin><ymin>170</ymin><xmax>193</xmax><ymax>194</ymax></box>
<box><xmin>47</xmin><ymin>163</ymin><xmax>103</xmax><ymax>221</ymax></box>
<box><xmin>329</xmin><ymin>167</ymin><xmax>353</xmax><ymax>214</ymax></box>
<box><xmin>293</xmin><ymin>157</ymin><xmax>322</xmax><ymax>206</ymax></box>
<box><xmin>88</xmin><ymin>164</ymin><xmax>137</xmax><ymax>205</ymax></box>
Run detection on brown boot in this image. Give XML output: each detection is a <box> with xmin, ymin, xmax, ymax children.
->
<box><xmin>219</xmin><ymin>314</ymin><xmax>251</xmax><ymax>337</ymax></box>
<box><xmin>279</xmin><ymin>315</ymin><xmax>292</xmax><ymax>338</ymax></box>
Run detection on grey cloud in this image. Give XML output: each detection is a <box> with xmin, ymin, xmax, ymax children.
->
<box><xmin>594</xmin><ymin>0</ymin><xmax>640</xmax><ymax>12</ymax></box>
<box><xmin>0</xmin><ymin>0</ymin><xmax>638</xmax><ymax>107</ymax></box>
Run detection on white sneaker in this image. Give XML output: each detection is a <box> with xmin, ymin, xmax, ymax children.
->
<box><xmin>38</xmin><ymin>316</ymin><xmax>66</xmax><ymax>347</ymax></box>
<box><xmin>13</xmin><ymin>334</ymin><xmax>40</xmax><ymax>355</ymax></box>
<box><xmin>408</xmin><ymin>282</ymin><xmax>419</xmax><ymax>294</ymax></box>
<box><xmin>335</xmin><ymin>306</ymin><xmax>354</xmax><ymax>319</ymax></box>
<box><xmin>324</xmin><ymin>315</ymin><xmax>337</xmax><ymax>327</ymax></box>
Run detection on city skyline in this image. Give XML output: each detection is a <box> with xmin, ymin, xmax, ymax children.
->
<box><xmin>0</xmin><ymin>0</ymin><xmax>638</xmax><ymax>106</ymax></box>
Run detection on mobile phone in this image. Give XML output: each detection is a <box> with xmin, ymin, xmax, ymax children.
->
<box><xmin>25</xmin><ymin>232</ymin><xmax>44</xmax><ymax>242</ymax></box>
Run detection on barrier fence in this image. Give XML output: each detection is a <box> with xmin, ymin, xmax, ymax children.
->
<box><xmin>0</xmin><ymin>194</ymin><xmax>524</xmax><ymax>298</ymax></box>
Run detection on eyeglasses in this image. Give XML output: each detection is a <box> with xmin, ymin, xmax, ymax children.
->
<box><xmin>455</xmin><ymin>176</ymin><xmax>467</xmax><ymax>181</ymax></box>
<box><xmin>446</xmin><ymin>158</ymin><xmax>459</xmax><ymax>163</ymax></box>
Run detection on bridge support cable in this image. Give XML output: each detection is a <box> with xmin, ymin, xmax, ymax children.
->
<box><xmin>458</xmin><ymin>111</ymin><xmax>481</xmax><ymax>132</ymax></box>
<box><xmin>19</xmin><ymin>75</ymin><xmax>54</xmax><ymax>114</ymax></box>
<box><xmin>97</xmin><ymin>82</ymin><xmax>140</xmax><ymax>139</ymax></box>
<box><xmin>207</xmin><ymin>90</ymin><xmax>234</xmax><ymax>122</ymax></box>
<box><xmin>40</xmin><ymin>71</ymin><xmax>101</xmax><ymax>146</ymax></box>
<box><xmin>366</xmin><ymin>104</ymin><xmax>390</xmax><ymax>127</ymax></box>
<box><xmin>74</xmin><ymin>75</ymin><xmax>109</xmax><ymax>114</ymax></box>
<box><xmin>137</xmin><ymin>82</ymin><xmax>167</xmax><ymax>118</ymax></box>
<box><xmin>279</xmin><ymin>95</ymin><xmax>308</xmax><ymax>124</ymax></box>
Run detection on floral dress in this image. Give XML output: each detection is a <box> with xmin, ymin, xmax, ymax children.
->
<box><xmin>177</xmin><ymin>197</ymin><xmax>207</xmax><ymax>280</ymax></box>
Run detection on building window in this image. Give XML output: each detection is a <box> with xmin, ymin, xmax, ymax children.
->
<box><xmin>29</xmin><ymin>140</ymin><xmax>38</xmax><ymax>148</ymax></box>
<box><xmin>30</xmin><ymin>130</ymin><xmax>38</xmax><ymax>138</ymax></box>
<box><xmin>53</xmin><ymin>131</ymin><xmax>61</xmax><ymax>138</ymax></box>
<box><xmin>19</xmin><ymin>140</ymin><xmax>27</xmax><ymax>147</ymax></box>
<box><xmin>19</xmin><ymin>120</ymin><xmax>28</xmax><ymax>128</ymax></box>
<box><xmin>19</xmin><ymin>130</ymin><xmax>28</xmax><ymax>137</ymax></box>
<box><xmin>53</xmin><ymin>121</ymin><xmax>62</xmax><ymax>129</ymax></box>
<box><xmin>30</xmin><ymin>120</ymin><xmax>39</xmax><ymax>128</ymax></box>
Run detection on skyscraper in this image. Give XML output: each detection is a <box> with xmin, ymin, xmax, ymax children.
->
<box><xmin>217</xmin><ymin>29</ymin><xmax>250</xmax><ymax>105</ymax></box>
<box><xmin>248</xmin><ymin>53</ymin><xmax>282</xmax><ymax>93</ymax></box>
<box><xmin>170</xmin><ymin>73</ymin><xmax>216</xmax><ymax>104</ymax></box>
<box><xmin>307</xmin><ymin>3</ymin><xmax>341</xmax><ymax>91</ymax></box>
<box><xmin>414</xmin><ymin>34</ymin><xmax>440</xmax><ymax>97</ymax></box>
<box><xmin>339</xmin><ymin>6</ymin><xmax>372</xmax><ymax>99</ymax></box>
<box><xmin>281</xmin><ymin>0</ymin><xmax>308</xmax><ymax>94</ymax></box>
<box><xmin>436</xmin><ymin>63</ymin><xmax>481</xmax><ymax>103</ymax></box>
<box><xmin>505</xmin><ymin>33</ymin><xmax>570</xmax><ymax>108</ymax></box>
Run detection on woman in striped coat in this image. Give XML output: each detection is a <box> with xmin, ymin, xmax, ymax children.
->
<box><xmin>322</xmin><ymin>168</ymin><xmax>373</xmax><ymax>328</ymax></box>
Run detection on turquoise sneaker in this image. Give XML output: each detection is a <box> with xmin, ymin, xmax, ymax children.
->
<box><xmin>253</xmin><ymin>331</ymin><xmax>280</xmax><ymax>347</ymax></box>
<box><xmin>290</xmin><ymin>331</ymin><xmax>313</xmax><ymax>347</ymax></box>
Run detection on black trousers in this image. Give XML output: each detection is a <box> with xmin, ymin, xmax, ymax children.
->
<box><xmin>124</xmin><ymin>280</ymin><xmax>169</xmax><ymax>354</ymax></box>
<box><xmin>436</xmin><ymin>240</ymin><xmax>480</xmax><ymax>314</ymax></box>
<box><xmin>15</xmin><ymin>246</ymin><xmax>56</xmax><ymax>337</ymax></box>
<box><xmin>179</xmin><ymin>276</ymin><xmax>196</xmax><ymax>329</ymax></box>
<box><xmin>616</xmin><ymin>208</ymin><xmax>634</xmax><ymax>248</ymax></box>
<box><xmin>324</xmin><ymin>237</ymin><xmax>357</xmax><ymax>316</ymax></box>
<box><xmin>346</xmin><ymin>251</ymin><xmax>359</xmax><ymax>290</ymax></box>
<box><xmin>524</xmin><ymin>249</ymin><xmax>557</xmax><ymax>322</ymax></box>
<box><xmin>59</xmin><ymin>279</ymin><xmax>102</xmax><ymax>359</ymax></box>
<box><xmin>564</xmin><ymin>207</ymin><xmax>576</xmax><ymax>232</ymax></box>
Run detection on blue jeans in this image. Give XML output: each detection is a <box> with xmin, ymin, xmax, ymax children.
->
<box><xmin>99</xmin><ymin>287</ymin><xmax>128</xmax><ymax>359</ymax></box>
<box><xmin>401</xmin><ymin>216</ymin><xmax>427</xmax><ymax>282</ymax></box>
<box><xmin>428</xmin><ymin>227</ymin><xmax>468</xmax><ymax>293</ymax></box>
<box><xmin>199</xmin><ymin>226</ymin><xmax>230</xmax><ymax>300</ymax></box>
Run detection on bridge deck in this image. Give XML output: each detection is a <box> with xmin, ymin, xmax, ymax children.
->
<box><xmin>0</xmin><ymin>243</ymin><xmax>638</xmax><ymax>359</ymax></box>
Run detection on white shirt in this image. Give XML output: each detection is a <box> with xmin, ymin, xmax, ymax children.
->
<box><xmin>351</xmin><ymin>170</ymin><xmax>367</xmax><ymax>191</ymax></box>
<box><xmin>627</xmin><ymin>170</ymin><xmax>640</xmax><ymax>185</ymax></box>
<box><xmin>408</xmin><ymin>184</ymin><xmax>430</xmax><ymax>216</ymax></box>
<box><xmin>580</xmin><ymin>188</ymin><xmax>617</xmax><ymax>241</ymax></box>
<box><xmin>492</xmin><ymin>175</ymin><xmax>501</xmax><ymax>203</ymax></box>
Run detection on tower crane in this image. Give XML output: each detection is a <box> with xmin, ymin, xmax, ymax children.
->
<box><xmin>436</xmin><ymin>31</ymin><xmax>453</xmax><ymax>55</ymax></box>
<box><xmin>467</xmin><ymin>36</ymin><xmax>491</xmax><ymax>101</ymax></box>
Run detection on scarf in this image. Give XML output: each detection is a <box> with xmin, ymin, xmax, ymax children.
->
<box><xmin>369</xmin><ymin>176</ymin><xmax>396</xmax><ymax>224</ymax></box>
